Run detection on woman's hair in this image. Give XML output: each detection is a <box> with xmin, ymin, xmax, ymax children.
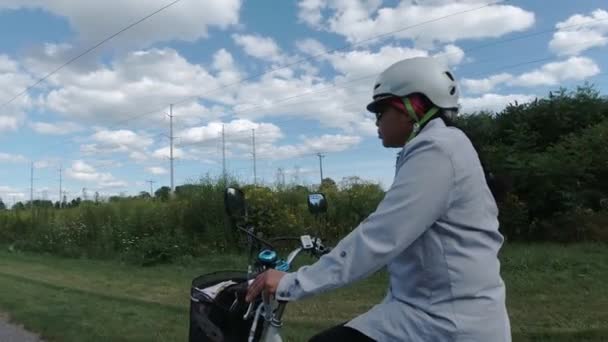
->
<box><xmin>408</xmin><ymin>93</ymin><xmax>508</xmax><ymax>203</ymax></box>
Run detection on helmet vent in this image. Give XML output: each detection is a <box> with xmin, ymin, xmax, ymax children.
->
<box><xmin>374</xmin><ymin>83</ymin><xmax>381</xmax><ymax>90</ymax></box>
<box><xmin>450</xmin><ymin>86</ymin><xmax>456</xmax><ymax>95</ymax></box>
<box><xmin>445</xmin><ymin>71</ymin><xmax>455</xmax><ymax>81</ymax></box>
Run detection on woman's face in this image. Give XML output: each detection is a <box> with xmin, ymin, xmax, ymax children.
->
<box><xmin>375</xmin><ymin>103</ymin><xmax>413</xmax><ymax>148</ymax></box>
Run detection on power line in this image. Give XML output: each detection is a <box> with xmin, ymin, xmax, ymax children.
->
<box><xmin>27</xmin><ymin>9</ymin><xmax>608</xmax><ymax>165</ymax></box>
<box><xmin>83</xmin><ymin>69</ymin><xmax>608</xmax><ymax>171</ymax></box>
<box><xmin>41</xmin><ymin>0</ymin><xmax>501</xmax><ymax>137</ymax></box>
<box><xmin>29</xmin><ymin>49</ymin><xmax>608</xmax><ymax>191</ymax></box>
<box><xmin>168</xmin><ymin>0</ymin><xmax>504</xmax><ymax>109</ymax></box>
<box><xmin>49</xmin><ymin>12</ymin><xmax>608</xmax><ymax>136</ymax></box>
<box><xmin>33</xmin><ymin>69</ymin><xmax>608</xmax><ymax>185</ymax></box>
<box><xmin>124</xmin><ymin>33</ymin><xmax>608</xmax><ymax>131</ymax></box>
<box><xmin>163</xmin><ymin>39</ymin><xmax>608</xmax><ymax>137</ymax></box>
<box><xmin>26</xmin><ymin>0</ymin><xmax>608</xmax><ymax>172</ymax></box>
<box><xmin>0</xmin><ymin>0</ymin><xmax>183</xmax><ymax>111</ymax></box>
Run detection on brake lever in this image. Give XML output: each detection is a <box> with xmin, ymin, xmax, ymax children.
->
<box><xmin>229</xmin><ymin>292</ymin><xmax>239</xmax><ymax>312</ymax></box>
<box><xmin>243</xmin><ymin>301</ymin><xmax>255</xmax><ymax>320</ymax></box>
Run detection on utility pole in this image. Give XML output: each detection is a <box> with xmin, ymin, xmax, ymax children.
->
<box><xmin>169</xmin><ymin>104</ymin><xmax>175</xmax><ymax>194</ymax></box>
<box><xmin>82</xmin><ymin>188</ymin><xmax>87</xmax><ymax>201</ymax></box>
<box><xmin>58</xmin><ymin>165</ymin><xmax>62</xmax><ymax>208</ymax></box>
<box><xmin>276</xmin><ymin>168</ymin><xmax>285</xmax><ymax>188</ymax></box>
<box><xmin>294</xmin><ymin>165</ymin><xmax>301</xmax><ymax>185</ymax></box>
<box><xmin>252</xmin><ymin>128</ymin><xmax>257</xmax><ymax>185</ymax></box>
<box><xmin>30</xmin><ymin>162</ymin><xmax>34</xmax><ymax>214</ymax></box>
<box><xmin>222</xmin><ymin>124</ymin><xmax>226</xmax><ymax>183</ymax></box>
<box><xmin>317</xmin><ymin>153</ymin><xmax>325</xmax><ymax>185</ymax></box>
<box><xmin>146</xmin><ymin>180</ymin><xmax>156</xmax><ymax>197</ymax></box>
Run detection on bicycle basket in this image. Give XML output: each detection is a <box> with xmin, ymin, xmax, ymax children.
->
<box><xmin>189</xmin><ymin>270</ymin><xmax>264</xmax><ymax>342</ymax></box>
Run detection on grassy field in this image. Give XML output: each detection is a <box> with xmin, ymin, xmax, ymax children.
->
<box><xmin>0</xmin><ymin>243</ymin><xmax>606</xmax><ymax>341</ymax></box>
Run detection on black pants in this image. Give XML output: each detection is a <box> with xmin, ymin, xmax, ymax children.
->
<box><xmin>309</xmin><ymin>323</ymin><xmax>375</xmax><ymax>342</ymax></box>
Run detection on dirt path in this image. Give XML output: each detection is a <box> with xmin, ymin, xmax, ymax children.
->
<box><xmin>0</xmin><ymin>313</ymin><xmax>44</xmax><ymax>342</ymax></box>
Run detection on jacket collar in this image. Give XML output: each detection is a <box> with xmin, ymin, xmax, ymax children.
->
<box><xmin>396</xmin><ymin>118</ymin><xmax>445</xmax><ymax>162</ymax></box>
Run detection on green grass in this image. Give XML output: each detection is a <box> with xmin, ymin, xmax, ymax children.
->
<box><xmin>0</xmin><ymin>244</ymin><xmax>605</xmax><ymax>341</ymax></box>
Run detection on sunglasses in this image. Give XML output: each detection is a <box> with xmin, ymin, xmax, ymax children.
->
<box><xmin>374</xmin><ymin>103</ymin><xmax>392</xmax><ymax>122</ymax></box>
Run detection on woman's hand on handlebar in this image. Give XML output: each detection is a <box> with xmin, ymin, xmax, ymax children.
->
<box><xmin>246</xmin><ymin>269</ymin><xmax>287</xmax><ymax>303</ymax></box>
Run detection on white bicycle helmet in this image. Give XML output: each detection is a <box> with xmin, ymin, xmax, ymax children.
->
<box><xmin>366</xmin><ymin>56</ymin><xmax>460</xmax><ymax>142</ymax></box>
<box><xmin>366</xmin><ymin>56</ymin><xmax>460</xmax><ymax>112</ymax></box>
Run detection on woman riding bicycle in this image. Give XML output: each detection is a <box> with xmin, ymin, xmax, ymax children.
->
<box><xmin>247</xmin><ymin>56</ymin><xmax>512</xmax><ymax>342</ymax></box>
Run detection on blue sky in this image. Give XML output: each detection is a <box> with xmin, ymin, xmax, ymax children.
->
<box><xmin>0</xmin><ymin>0</ymin><xmax>607</xmax><ymax>205</ymax></box>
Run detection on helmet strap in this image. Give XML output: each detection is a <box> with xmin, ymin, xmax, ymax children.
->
<box><xmin>402</xmin><ymin>97</ymin><xmax>438</xmax><ymax>143</ymax></box>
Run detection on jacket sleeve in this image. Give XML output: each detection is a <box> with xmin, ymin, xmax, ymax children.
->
<box><xmin>276</xmin><ymin>139</ymin><xmax>455</xmax><ymax>301</ymax></box>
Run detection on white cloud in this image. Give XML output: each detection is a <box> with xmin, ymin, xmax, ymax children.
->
<box><xmin>299</xmin><ymin>0</ymin><xmax>534</xmax><ymax>45</ymax></box>
<box><xmin>0</xmin><ymin>117</ymin><xmax>20</xmax><ymax>131</ymax></box>
<box><xmin>66</xmin><ymin>160</ymin><xmax>127</xmax><ymax>188</ymax></box>
<box><xmin>92</xmin><ymin>160</ymin><xmax>124</xmax><ymax>168</ymax></box>
<box><xmin>433</xmin><ymin>44</ymin><xmax>465</xmax><ymax>66</ymax></box>
<box><xmin>233</xmin><ymin>34</ymin><xmax>284</xmax><ymax>62</ymax></box>
<box><xmin>70</xmin><ymin>160</ymin><xmax>96</xmax><ymax>174</ymax></box>
<box><xmin>153</xmin><ymin>146</ymin><xmax>185</xmax><ymax>160</ymax></box>
<box><xmin>296</xmin><ymin>38</ymin><xmax>327</xmax><ymax>56</ymax></box>
<box><xmin>549</xmin><ymin>9</ymin><xmax>608</xmax><ymax>56</ymax></box>
<box><xmin>462</xmin><ymin>57</ymin><xmax>601</xmax><ymax>92</ymax></box>
<box><xmin>0</xmin><ymin>152</ymin><xmax>27</xmax><ymax>163</ymax></box>
<box><xmin>146</xmin><ymin>166</ymin><xmax>167</xmax><ymax>175</ymax></box>
<box><xmin>223</xmin><ymin>44</ymin><xmax>460</xmax><ymax>136</ymax></box>
<box><xmin>92</xmin><ymin>129</ymin><xmax>154</xmax><ymax>149</ymax></box>
<box><xmin>177</xmin><ymin>119</ymin><xmax>283</xmax><ymax>145</ymax></box>
<box><xmin>175</xmin><ymin>119</ymin><xmax>286</xmax><ymax>162</ymax></box>
<box><xmin>212</xmin><ymin>48</ymin><xmax>243</xmax><ymax>87</ymax></box>
<box><xmin>0</xmin><ymin>54</ymin><xmax>33</xmax><ymax>132</ymax></box>
<box><xmin>30</xmin><ymin>121</ymin><xmax>83</xmax><ymax>135</ymax></box>
<box><xmin>40</xmin><ymin>48</ymin><xmax>223</xmax><ymax>126</ymax></box>
<box><xmin>512</xmin><ymin>57</ymin><xmax>600</xmax><ymax>87</ymax></box>
<box><xmin>257</xmin><ymin>134</ymin><xmax>361</xmax><ymax>160</ymax></box>
<box><xmin>328</xmin><ymin>45</ymin><xmax>429</xmax><ymax>78</ymax></box>
<box><xmin>298</xmin><ymin>0</ymin><xmax>327</xmax><ymax>27</ymax></box>
<box><xmin>20</xmin><ymin>39</ymin><xmax>378</xmax><ymax>140</ymax></box>
<box><xmin>81</xmin><ymin>129</ymin><xmax>155</xmax><ymax>161</ymax></box>
<box><xmin>462</xmin><ymin>73</ymin><xmax>513</xmax><ymax>94</ymax></box>
<box><xmin>0</xmin><ymin>186</ymin><xmax>26</xmax><ymax>200</ymax></box>
<box><xmin>0</xmin><ymin>55</ymin><xmax>18</xmax><ymax>73</ymax></box>
<box><xmin>25</xmin><ymin>40</ymin><xmax>400</xmax><ymax>141</ymax></box>
<box><xmin>232</xmin><ymin>73</ymin><xmax>374</xmax><ymax>134</ymax></box>
<box><xmin>460</xmin><ymin>93</ymin><xmax>536</xmax><ymax>114</ymax></box>
<box><xmin>0</xmin><ymin>1</ymin><xmax>242</xmax><ymax>49</ymax></box>
<box><xmin>173</xmin><ymin>119</ymin><xmax>360</xmax><ymax>161</ymax></box>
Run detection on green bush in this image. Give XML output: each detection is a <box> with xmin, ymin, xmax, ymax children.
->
<box><xmin>1</xmin><ymin>86</ymin><xmax>607</xmax><ymax>263</ymax></box>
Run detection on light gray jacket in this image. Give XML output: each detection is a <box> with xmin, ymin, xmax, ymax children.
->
<box><xmin>276</xmin><ymin>118</ymin><xmax>511</xmax><ymax>341</ymax></box>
